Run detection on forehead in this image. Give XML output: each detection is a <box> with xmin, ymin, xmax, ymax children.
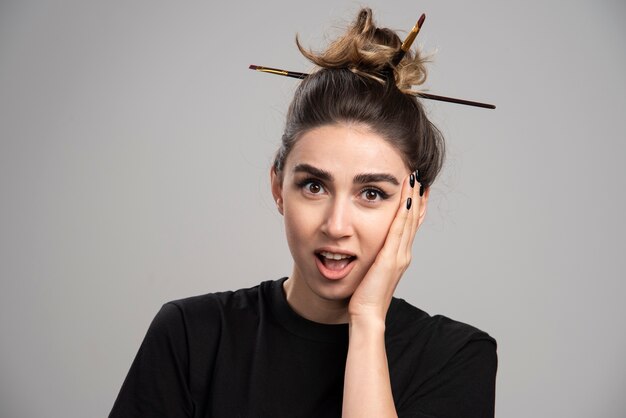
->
<box><xmin>286</xmin><ymin>124</ymin><xmax>409</xmax><ymax>177</ymax></box>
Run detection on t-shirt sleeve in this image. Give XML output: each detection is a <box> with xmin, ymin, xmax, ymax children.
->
<box><xmin>109</xmin><ymin>303</ymin><xmax>194</xmax><ymax>418</ymax></box>
<box><xmin>398</xmin><ymin>337</ymin><xmax>498</xmax><ymax>418</ymax></box>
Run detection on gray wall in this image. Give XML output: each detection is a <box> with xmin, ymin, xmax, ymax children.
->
<box><xmin>1</xmin><ymin>0</ymin><xmax>625</xmax><ymax>417</ymax></box>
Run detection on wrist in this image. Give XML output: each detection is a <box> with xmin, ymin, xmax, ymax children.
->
<box><xmin>349</xmin><ymin>314</ymin><xmax>386</xmax><ymax>334</ymax></box>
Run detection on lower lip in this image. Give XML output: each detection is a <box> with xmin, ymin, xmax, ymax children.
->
<box><xmin>314</xmin><ymin>255</ymin><xmax>356</xmax><ymax>281</ymax></box>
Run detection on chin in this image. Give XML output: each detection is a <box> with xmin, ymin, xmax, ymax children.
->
<box><xmin>309</xmin><ymin>270</ymin><xmax>363</xmax><ymax>302</ymax></box>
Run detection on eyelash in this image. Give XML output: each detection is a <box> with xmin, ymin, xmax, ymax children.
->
<box><xmin>360</xmin><ymin>187</ymin><xmax>390</xmax><ymax>202</ymax></box>
<box><xmin>296</xmin><ymin>178</ymin><xmax>326</xmax><ymax>195</ymax></box>
<box><xmin>295</xmin><ymin>178</ymin><xmax>390</xmax><ymax>202</ymax></box>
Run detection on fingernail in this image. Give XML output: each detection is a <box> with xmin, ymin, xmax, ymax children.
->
<box><xmin>409</xmin><ymin>173</ymin><xmax>415</xmax><ymax>188</ymax></box>
<box><xmin>406</xmin><ymin>197</ymin><xmax>412</xmax><ymax>210</ymax></box>
<box><xmin>415</xmin><ymin>170</ymin><xmax>420</xmax><ymax>182</ymax></box>
<box><xmin>419</xmin><ymin>185</ymin><xmax>424</xmax><ymax>197</ymax></box>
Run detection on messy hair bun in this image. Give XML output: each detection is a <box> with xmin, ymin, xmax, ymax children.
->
<box><xmin>274</xmin><ymin>8</ymin><xmax>444</xmax><ymax>189</ymax></box>
<box><xmin>296</xmin><ymin>8</ymin><xmax>428</xmax><ymax>94</ymax></box>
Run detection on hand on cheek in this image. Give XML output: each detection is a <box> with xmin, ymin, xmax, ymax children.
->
<box><xmin>348</xmin><ymin>171</ymin><xmax>426</xmax><ymax>323</ymax></box>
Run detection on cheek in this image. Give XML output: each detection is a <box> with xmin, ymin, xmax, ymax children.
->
<box><xmin>283</xmin><ymin>200</ymin><xmax>320</xmax><ymax>249</ymax></box>
<box><xmin>358</xmin><ymin>208</ymin><xmax>397</xmax><ymax>258</ymax></box>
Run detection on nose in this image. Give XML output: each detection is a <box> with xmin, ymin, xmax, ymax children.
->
<box><xmin>321</xmin><ymin>196</ymin><xmax>354</xmax><ymax>239</ymax></box>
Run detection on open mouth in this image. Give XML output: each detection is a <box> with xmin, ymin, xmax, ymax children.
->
<box><xmin>314</xmin><ymin>250</ymin><xmax>357</xmax><ymax>279</ymax></box>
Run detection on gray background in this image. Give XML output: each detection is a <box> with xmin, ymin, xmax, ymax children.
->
<box><xmin>1</xmin><ymin>0</ymin><xmax>625</xmax><ymax>417</ymax></box>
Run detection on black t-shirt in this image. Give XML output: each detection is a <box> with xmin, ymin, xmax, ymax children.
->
<box><xmin>110</xmin><ymin>278</ymin><xmax>497</xmax><ymax>417</ymax></box>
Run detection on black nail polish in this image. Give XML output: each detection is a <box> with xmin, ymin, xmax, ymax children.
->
<box><xmin>409</xmin><ymin>173</ymin><xmax>415</xmax><ymax>188</ymax></box>
<box><xmin>419</xmin><ymin>185</ymin><xmax>424</xmax><ymax>197</ymax></box>
<box><xmin>406</xmin><ymin>197</ymin><xmax>412</xmax><ymax>210</ymax></box>
<box><xmin>415</xmin><ymin>170</ymin><xmax>420</xmax><ymax>182</ymax></box>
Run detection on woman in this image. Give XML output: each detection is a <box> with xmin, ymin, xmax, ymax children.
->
<box><xmin>110</xmin><ymin>8</ymin><xmax>497</xmax><ymax>418</ymax></box>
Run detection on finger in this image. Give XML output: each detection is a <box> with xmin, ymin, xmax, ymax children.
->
<box><xmin>379</xmin><ymin>173</ymin><xmax>413</xmax><ymax>259</ymax></box>
<box><xmin>408</xmin><ymin>175</ymin><xmax>427</xmax><ymax>249</ymax></box>
<box><xmin>399</xmin><ymin>170</ymin><xmax>420</xmax><ymax>256</ymax></box>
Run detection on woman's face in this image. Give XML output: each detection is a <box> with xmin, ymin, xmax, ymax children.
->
<box><xmin>272</xmin><ymin>123</ymin><xmax>416</xmax><ymax>305</ymax></box>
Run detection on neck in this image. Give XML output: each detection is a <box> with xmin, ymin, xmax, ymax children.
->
<box><xmin>282</xmin><ymin>275</ymin><xmax>349</xmax><ymax>325</ymax></box>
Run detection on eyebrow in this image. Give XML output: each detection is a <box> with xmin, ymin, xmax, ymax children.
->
<box><xmin>293</xmin><ymin>164</ymin><xmax>333</xmax><ymax>182</ymax></box>
<box><xmin>353</xmin><ymin>173</ymin><xmax>400</xmax><ymax>186</ymax></box>
<box><xmin>293</xmin><ymin>163</ymin><xmax>400</xmax><ymax>186</ymax></box>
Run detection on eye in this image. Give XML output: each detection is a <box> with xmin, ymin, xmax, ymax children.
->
<box><xmin>298</xmin><ymin>180</ymin><xmax>326</xmax><ymax>196</ymax></box>
<box><xmin>360</xmin><ymin>188</ymin><xmax>389</xmax><ymax>202</ymax></box>
<box><xmin>307</xmin><ymin>182</ymin><xmax>323</xmax><ymax>194</ymax></box>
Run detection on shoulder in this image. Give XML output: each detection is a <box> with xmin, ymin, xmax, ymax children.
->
<box><xmin>386</xmin><ymin>297</ymin><xmax>497</xmax><ymax>379</ymax></box>
<box><xmin>387</xmin><ymin>298</ymin><xmax>497</xmax><ymax>416</ymax></box>
<box><xmin>387</xmin><ymin>296</ymin><xmax>496</xmax><ymax>346</ymax></box>
<box><xmin>167</xmin><ymin>281</ymin><xmax>263</xmax><ymax>314</ymax></box>
<box><xmin>152</xmin><ymin>279</ymin><xmax>277</xmax><ymax>336</ymax></box>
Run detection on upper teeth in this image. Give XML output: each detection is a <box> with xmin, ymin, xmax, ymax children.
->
<box><xmin>319</xmin><ymin>251</ymin><xmax>352</xmax><ymax>260</ymax></box>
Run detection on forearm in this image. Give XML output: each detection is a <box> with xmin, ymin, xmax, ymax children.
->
<box><xmin>342</xmin><ymin>317</ymin><xmax>398</xmax><ymax>418</ymax></box>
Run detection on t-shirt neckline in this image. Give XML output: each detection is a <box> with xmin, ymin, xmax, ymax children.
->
<box><xmin>265</xmin><ymin>277</ymin><xmax>349</xmax><ymax>343</ymax></box>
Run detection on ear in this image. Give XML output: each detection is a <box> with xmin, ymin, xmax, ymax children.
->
<box><xmin>416</xmin><ymin>186</ymin><xmax>430</xmax><ymax>228</ymax></box>
<box><xmin>270</xmin><ymin>166</ymin><xmax>284</xmax><ymax>215</ymax></box>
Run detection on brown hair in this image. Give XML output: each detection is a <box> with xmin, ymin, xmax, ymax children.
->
<box><xmin>274</xmin><ymin>8</ymin><xmax>444</xmax><ymax>188</ymax></box>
